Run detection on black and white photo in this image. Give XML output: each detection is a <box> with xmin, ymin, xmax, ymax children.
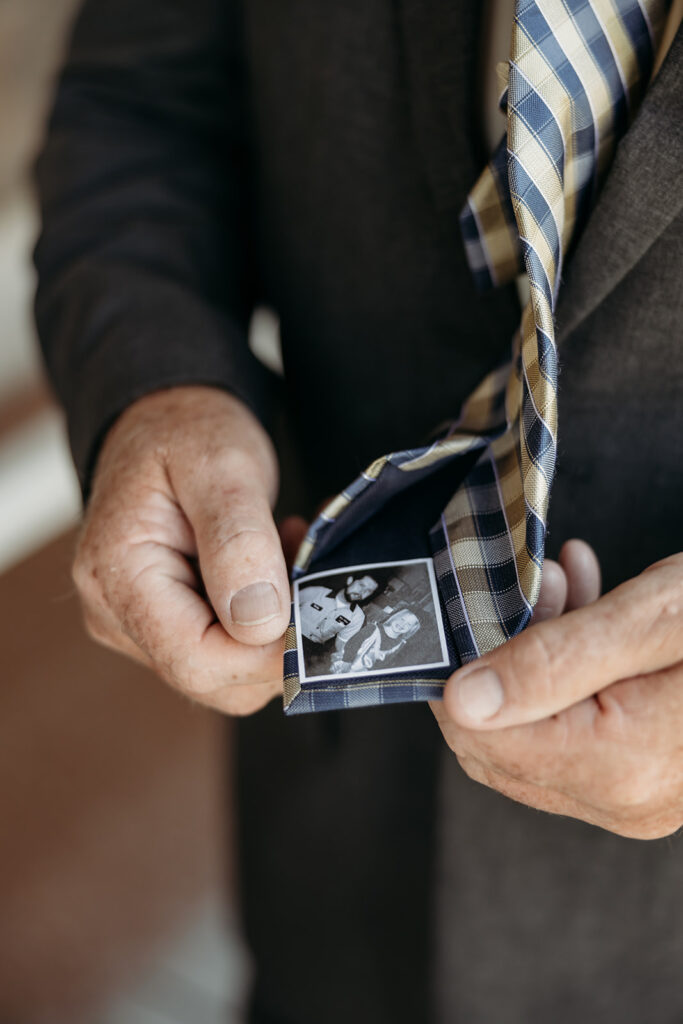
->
<box><xmin>294</xmin><ymin>559</ymin><xmax>449</xmax><ymax>682</ymax></box>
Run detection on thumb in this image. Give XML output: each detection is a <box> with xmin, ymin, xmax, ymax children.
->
<box><xmin>558</xmin><ymin>538</ymin><xmax>601</xmax><ymax>610</ymax></box>
<box><xmin>176</xmin><ymin>456</ymin><xmax>292</xmax><ymax>646</ymax></box>
<box><xmin>443</xmin><ymin>557</ymin><xmax>682</xmax><ymax>730</ymax></box>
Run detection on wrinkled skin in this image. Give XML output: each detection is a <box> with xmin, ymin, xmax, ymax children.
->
<box><xmin>433</xmin><ymin>545</ymin><xmax>683</xmax><ymax>840</ymax></box>
<box><xmin>75</xmin><ymin>386</ymin><xmax>683</xmax><ymax>837</ymax></box>
<box><xmin>73</xmin><ymin>386</ymin><xmax>290</xmax><ymax>716</ymax></box>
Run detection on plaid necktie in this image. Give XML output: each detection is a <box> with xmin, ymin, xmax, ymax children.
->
<box><xmin>283</xmin><ymin>0</ymin><xmax>671</xmax><ymax>715</ymax></box>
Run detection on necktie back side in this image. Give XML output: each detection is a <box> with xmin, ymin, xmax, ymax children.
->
<box><xmin>283</xmin><ymin>0</ymin><xmax>671</xmax><ymax>715</ymax></box>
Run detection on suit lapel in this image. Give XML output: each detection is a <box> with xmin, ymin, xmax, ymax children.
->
<box><xmin>398</xmin><ymin>5</ymin><xmax>680</xmax><ymax>339</ymax></box>
<box><xmin>555</xmin><ymin>27</ymin><xmax>683</xmax><ymax>344</ymax></box>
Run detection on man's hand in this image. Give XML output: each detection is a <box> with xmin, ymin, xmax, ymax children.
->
<box><xmin>73</xmin><ymin>386</ymin><xmax>293</xmax><ymax>715</ymax></box>
<box><xmin>433</xmin><ymin>545</ymin><xmax>683</xmax><ymax>839</ymax></box>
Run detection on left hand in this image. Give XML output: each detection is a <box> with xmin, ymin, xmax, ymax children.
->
<box><xmin>432</xmin><ymin>544</ymin><xmax>683</xmax><ymax>839</ymax></box>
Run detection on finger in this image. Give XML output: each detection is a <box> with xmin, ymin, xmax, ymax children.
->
<box><xmin>433</xmin><ymin>693</ymin><xmax>596</xmax><ymax>787</ymax></box>
<box><xmin>82</xmin><ymin>603</ymin><xmax>156</xmax><ymax>670</ymax></box>
<box><xmin>174</xmin><ymin>454</ymin><xmax>292</xmax><ymax>646</ymax></box>
<box><xmin>454</xmin><ymin>733</ymin><xmax>679</xmax><ymax>839</ymax></box>
<box><xmin>454</xmin><ymin>748</ymin><xmax>604</xmax><ymax>826</ymax></box>
<box><xmin>437</xmin><ymin>661</ymin><xmax>683</xmax><ymax>838</ymax></box>
<box><xmin>278</xmin><ymin>515</ymin><xmax>309</xmax><ymax>573</ymax></box>
<box><xmin>559</xmin><ymin>538</ymin><xmax>601</xmax><ymax>611</ymax></box>
<box><xmin>90</xmin><ymin>579</ymin><xmax>281</xmax><ymax>714</ymax></box>
<box><xmin>530</xmin><ymin>559</ymin><xmax>568</xmax><ymax>623</ymax></box>
<box><xmin>456</xmin><ymin>749</ymin><xmax>663</xmax><ymax>837</ymax></box>
<box><xmin>442</xmin><ymin>556</ymin><xmax>683</xmax><ymax>730</ymax></box>
<box><xmin>108</xmin><ymin>540</ymin><xmax>284</xmax><ymax>711</ymax></box>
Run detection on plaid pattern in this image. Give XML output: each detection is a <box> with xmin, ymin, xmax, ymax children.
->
<box><xmin>284</xmin><ymin>0</ymin><xmax>669</xmax><ymax>715</ymax></box>
<box><xmin>283</xmin><ymin>614</ymin><xmax>450</xmax><ymax>715</ymax></box>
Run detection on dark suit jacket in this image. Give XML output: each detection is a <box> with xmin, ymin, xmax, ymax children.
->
<box><xmin>34</xmin><ymin>2</ymin><xmax>683</xmax><ymax>1022</ymax></box>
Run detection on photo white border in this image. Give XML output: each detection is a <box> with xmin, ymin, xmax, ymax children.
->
<box><xmin>293</xmin><ymin>558</ymin><xmax>449</xmax><ymax>684</ymax></box>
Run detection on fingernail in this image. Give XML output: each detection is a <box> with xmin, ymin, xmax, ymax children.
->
<box><xmin>455</xmin><ymin>668</ymin><xmax>504</xmax><ymax>722</ymax></box>
<box><xmin>230</xmin><ymin>581</ymin><xmax>280</xmax><ymax>625</ymax></box>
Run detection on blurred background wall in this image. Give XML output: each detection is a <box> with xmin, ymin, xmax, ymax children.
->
<box><xmin>0</xmin><ymin>3</ymin><xmax>249</xmax><ymax>1021</ymax></box>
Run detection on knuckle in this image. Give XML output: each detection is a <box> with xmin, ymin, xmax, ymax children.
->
<box><xmin>72</xmin><ymin>550</ymin><xmax>110</xmax><ymax>611</ymax></box>
<box><xmin>221</xmin><ymin>526</ymin><xmax>274</xmax><ymax>563</ymax></box>
<box><xmin>655</xmin><ymin>594</ymin><xmax>683</xmax><ymax>644</ymax></box>
<box><xmin>213</xmin><ymin>446</ymin><xmax>260</xmax><ymax>480</ymax></box>
<box><xmin>72</xmin><ymin>551</ymin><xmax>96</xmax><ymax>597</ymax></box>
<box><xmin>198</xmin><ymin>493</ymin><xmax>274</xmax><ymax>559</ymax></box>
<box><xmin>73</xmin><ymin>532</ymin><xmax>123</xmax><ymax>608</ymax></box>
<box><xmin>642</xmin><ymin>560</ymin><xmax>683</xmax><ymax>622</ymax></box>
<box><xmin>193</xmin><ymin>446</ymin><xmax>269</xmax><ymax>501</ymax></box>
<box><xmin>209</xmin><ymin>528</ymin><xmax>278</xmax><ymax>585</ymax></box>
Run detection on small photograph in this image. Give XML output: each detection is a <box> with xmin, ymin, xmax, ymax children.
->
<box><xmin>294</xmin><ymin>558</ymin><xmax>449</xmax><ymax>683</ymax></box>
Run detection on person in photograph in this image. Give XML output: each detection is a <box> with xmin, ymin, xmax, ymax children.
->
<box><xmin>298</xmin><ymin>572</ymin><xmax>380</xmax><ymax>671</ymax></box>
<box><xmin>334</xmin><ymin>608</ymin><xmax>421</xmax><ymax>675</ymax></box>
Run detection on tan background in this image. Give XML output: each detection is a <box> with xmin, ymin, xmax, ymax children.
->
<box><xmin>0</xmin><ymin>3</ymin><xmax>247</xmax><ymax>1021</ymax></box>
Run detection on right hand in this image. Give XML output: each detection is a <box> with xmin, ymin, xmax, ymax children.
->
<box><xmin>530</xmin><ymin>538</ymin><xmax>602</xmax><ymax>624</ymax></box>
<box><xmin>73</xmin><ymin>385</ymin><xmax>301</xmax><ymax>715</ymax></box>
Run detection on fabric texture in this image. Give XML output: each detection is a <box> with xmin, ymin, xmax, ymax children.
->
<box><xmin>33</xmin><ymin>2</ymin><xmax>683</xmax><ymax>1022</ymax></box>
<box><xmin>283</xmin><ymin>0</ymin><xmax>671</xmax><ymax>715</ymax></box>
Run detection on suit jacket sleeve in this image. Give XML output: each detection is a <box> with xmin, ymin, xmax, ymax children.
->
<box><xmin>33</xmin><ymin>0</ymin><xmax>273</xmax><ymax>495</ymax></box>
